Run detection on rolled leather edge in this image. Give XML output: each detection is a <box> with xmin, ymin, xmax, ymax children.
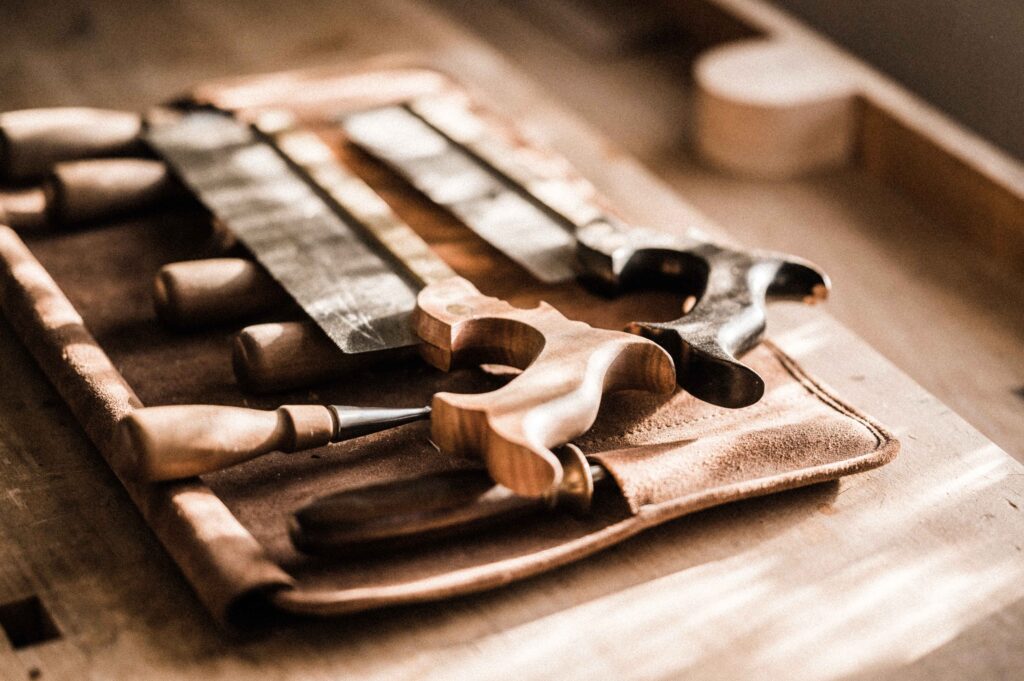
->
<box><xmin>0</xmin><ymin>225</ymin><xmax>294</xmax><ymax>628</ymax></box>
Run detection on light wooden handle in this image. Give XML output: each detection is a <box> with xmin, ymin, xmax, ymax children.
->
<box><xmin>0</xmin><ymin>107</ymin><xmax>143</xmax><ymax>181</ymax></box>
<box><xmin>45</xmin><ymin>157</ymin><xmax>184</xmax><ymax>224</ymax></box>
<box><xmin>412</xmin><ymin>277</ymin><xmax>676</xmax><ymax>498</ymax></box>
<box><xmin>117</xmin><ymin>404</ymin><xmax>336</xmax><ymax>481</ymax></box>
<box><xmin>154</xmin><ymin>258</ymin><xmax>287</xmax><ymax>328</ymax></box>
<box><xmin>232</xmin><ymin>321</ymin><xmax>415</xmax><ymax>393</ymax></box>
<box><xmin>0</xmin><ymin>187</ymin><xmax>47</xmax><ymax>232</ymax></box>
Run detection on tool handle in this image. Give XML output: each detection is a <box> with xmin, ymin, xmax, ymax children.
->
<box><xmin>117</xmin><ymin>404</ymin><xmax>337</xmax><ymax>481</ymax></box>
<box><xmin>291</xmin><ymin>468</ymin><xmax>547</xmax><ymax>555</ymax></box>
<box><xmin>292</xmin><ymin>444</ymin><xmax>600</xmax><ymax>555</ymax></box>
<box><xmin>576</xmin><ymin>223</ymin><xmax>829</xmax><ymax>408</ymax></box>
<box><xmin>154</xmin><ymin>258</ymin><xmax>287</xmax><ymax>328</ymax></box>
<box><xmin>232</xmin><ymin>321</ymin><xmax>415</xmax><ymax>394</ymax></box>
<box><xmin>413</xmin><ymin>277</ymin><xmax>675</xmax><ymax>498</ymax></box>
<box><xmin>45</xmin><ymin>157</ymin><xmax>184</xmax><ymax>224</ymax></box>
<box><xmin>0</xmin><ymin>107</ymin><xmax>144</xmax><ymax>181</ymax></box>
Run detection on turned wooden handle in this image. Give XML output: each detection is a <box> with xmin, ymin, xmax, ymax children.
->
<box><xmin>45</xmin><ymin>157</ymin><xmax>184</xmax><ymax>224</ymax></box>
<box><xmin>0</xmin><ymin>107</ymin><xmax>144</xmax><ymax>181</ymax></box>
<box><xmin>232</xmin><ymin>321</ymin><xmax>415</xmax><ymax>393</ymax></box>
<box><xmin>412</xmin><ymin>277</ymin><xmax>675</xmax><ymax>498</ymax></box>
<box><xmin>0</xmin><ymin>187</ymin><xmax>48</xmax><ymax>232</ymax></box>
<box><xmin>291</xmin><ymin>468</ymin><xmax>544</xmax><ymax>555</ymax></box>
<box><xmin>117</xmin><ymin>404</ymin><xmax>336</xmax><ymax>481</ymax></box>
<box><xmin>154</xmin><ymin>258</ymin><xmax>287</xmax><ymax>328</ymax></box>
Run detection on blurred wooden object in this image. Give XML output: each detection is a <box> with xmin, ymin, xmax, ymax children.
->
<box><xmin>0</xmin><ymin>107</ymin><xmax>143</xmax><ymax>181</ymax></box>
<box><xmin>683</xmin><ymin>0</ymin><xmax>1024</xmax><ymax>277</ymax></box>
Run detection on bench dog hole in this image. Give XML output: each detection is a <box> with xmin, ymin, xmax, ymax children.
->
<box><xmin>0</xmin><ymin>595</ymin><xmax>61</xmax><ymax>649</ymax></box>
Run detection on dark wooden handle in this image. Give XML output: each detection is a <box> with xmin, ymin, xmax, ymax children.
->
<box><xmin>45</xmin><ymin>157</ymin><xmax>185</xmax><ymax>224</ymax></box>
<box><xmin>116</xmin><ymin>404</ymin><xmax>335</xmax><ymax>481</ymax></box>
<box><xmin>576</xmin><ymin>222</ymin><xmax>829</xmax><ymax>408</ymax></box>
<box><xmin>154</xmin><ymin>258</ymin><xmax>287</xmax><ymax>328</ymax></box>
<box><xmin>0</xmin><ymin>107</ymin><xmax>143</xmax><ymax>181</ymax></box>
<box><xmin>291</xmin><ymin>468</ymin><xmax>546</xmax><ymax>555</ymax></box>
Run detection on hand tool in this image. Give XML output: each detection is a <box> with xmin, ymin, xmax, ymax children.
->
<box><xmin>45</xmin><ymin>157</ymin><xmax>186</xmax><ymax>224</ymax></box>
<box><xmin>0</xmin><ymin>107</ymin><xmax>144</xmax><ymax>181</ymax></box>
<box><xmin>117</xmin><ymin>403</ymin><xmax>431</xmax><ymax>480</ymax></box>
<box><xmin>343</xmin><ymin>96</ymin><xmax>830</xmax><ymax>407</ymax></box>
<box><xmin>0</xmin><ymin>107</ymin><xmax>190</xmax><ymax>228</ymax></box>
<box><xmin>145</xmin><ymin>108</ymin><xmax>676</xmax><ymax>497</ymax></box>
<box><xmin>291</xmin><ymin>443</ymin><xmax>602</xmax><ymax>555</ymax></box>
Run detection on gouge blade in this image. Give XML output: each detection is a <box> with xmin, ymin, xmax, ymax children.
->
<box><xmin>146</xmin><ymin>109</ymin><xmax>420</xmax><ymax>355</ymax></box>
<box><xmin>342</xmin><ymin>105</ymin><xmax>577</xmax><ymax>284</ymax></box>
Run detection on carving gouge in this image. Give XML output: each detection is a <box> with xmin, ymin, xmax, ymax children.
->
<box><xmin>291</xmin><ymin>444</ymin><xmax>603</xmax><ymax>555</ymax></box>
<box><xmin>116</xmin><ymin>403</ymin><xmax>430</xmax><ymax>481</ymax></box>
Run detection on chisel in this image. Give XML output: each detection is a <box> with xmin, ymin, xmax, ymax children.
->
<box><xmin>117</xmin><ymin>403</ymin><xmax>431</xmax><ymax>481</ymax></box>
<box><xmin>0</xmin><ymin>108</ymin><xmax>188</xmax><ymax>228</ymax></box>
<box><xmin>291</xmin><ymin>443</ymin><xmax>602</xmax><ymax>555</ymax></box>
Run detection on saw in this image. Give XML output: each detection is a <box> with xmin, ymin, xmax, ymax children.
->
<box><xmin>343</xmin><ymin>96</ymin><xmax>830</xmax><ymax>408</ymax></box>
<box><xmin>144</xmin><ymin>108</ymin><xmax>676</xmax><ymax>497</ymax></box>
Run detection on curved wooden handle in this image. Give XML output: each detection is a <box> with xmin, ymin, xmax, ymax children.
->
<box><xmin>291</xmin><ymin>445</ymin><xmax>596</xmax><ymax>555</ymax></box>
<box><xmin>290</xmin><ymin>468</ymin><xmax>541</xmax><ymax>555</ymax></box>
<box><xmin>577</xmin><ymin>222</ymin><xmax>829</xmax><ymax>408</ymax></box>
<box><xmin>412</xmin><ymin>277</ymin><xmax>675</xmax><ymax>497</ymax></box>
<box><xmin>0</xmin><ymin>107</ymin><xmax>143</xmax><ymax>181</ymax></box>
<box><xmin>154</xmin><ymin>257</ymin><xmax>287</xmax><ymax>328</ymax></box>
<box><xmin>45</xmin><ymin>157</ymin><xmax>184</xmax><ymax>224</ymax></box>
<box><xmin>116</xmin><ymin>404</ymin><xmax>335</xmax><ymax>481</ymax></box>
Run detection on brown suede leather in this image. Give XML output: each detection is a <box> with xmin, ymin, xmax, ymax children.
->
<box><xmin>0</xmin><ymin>64</ymin><xmax>897</xmax><ymax>624</ymax></box>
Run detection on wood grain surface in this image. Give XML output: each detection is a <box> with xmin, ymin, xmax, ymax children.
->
<box><xmin>0</xmin><ymin>1</ymin><xmax>1022</xmax><ymax>680</ymax></box>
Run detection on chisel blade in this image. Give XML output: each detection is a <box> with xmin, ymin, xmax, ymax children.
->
<box><xmin>146</xmin><ymin>110</ymin><xmax>418</xmax><ymax>355</ymax></box>
<box><xmin>342</xmin><ymin>105</ymin><xmax>578</xmax><ymax>284</ymax></box>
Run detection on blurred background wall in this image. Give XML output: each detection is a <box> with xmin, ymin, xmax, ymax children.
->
<box><xmin>769</xmin><ymin>0</ymin><xmax>1024</xmax><ymax>160</ymax></box>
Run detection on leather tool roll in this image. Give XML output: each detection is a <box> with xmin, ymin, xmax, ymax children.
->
<box><xmin>0</xmin><ymin>64</ymin><xmax>897</xmax><ymax>626</ymax></box>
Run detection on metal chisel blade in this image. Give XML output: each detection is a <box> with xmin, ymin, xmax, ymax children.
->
<box><xmin>342</xmin><ymin>105</ymin><xmax>578</xmax><ymax>284</ymax></box>
<box><xmin>147</xmin><ymin>110</ymin><xmax>418</xmax><ymax>355</ymax></box>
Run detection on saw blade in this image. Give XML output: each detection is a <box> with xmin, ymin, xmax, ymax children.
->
<box><xmin>342</xmin><ymin>104</ymin><xmax>578</xmax><ymax>284</ymax></box>
<box><xmin>147</xmin><ymin>109</ymin><xmax>421</xmax><ymax>355</ymax></box>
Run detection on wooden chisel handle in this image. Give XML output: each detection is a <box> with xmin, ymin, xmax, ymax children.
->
<box><xmin>232</xmin><ymin>321</ymin><xmax>416</xmax><ymax>394</ymax></box>
<box><xmin>154</xmin><ymin>258</ymin><xmax>288</xmax><ymax>328</ymax></box>
<box><xmin>45</xmin><ymin>157</ymin><xmax>186</xmax><ymax>224</ymax></box>
<box><xmin>291</xmin><ymin>444</ymin><xmax>600</xmax><ymax>555</ymax></box>
<box><xmin>117</xmin><ymin>403</ymin><xmax>430</xmax><ymax>481</ymax></box>
<box><xmin>0</xmin><ymin>107</ymin><xmax>144</xmax><ymax>181</ymax></box>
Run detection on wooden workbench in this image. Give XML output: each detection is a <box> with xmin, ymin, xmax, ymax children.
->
<box><xmin>1</xmin><ymin>1</ymin><xmax>1022</xmax><ymax>679</ymax></box>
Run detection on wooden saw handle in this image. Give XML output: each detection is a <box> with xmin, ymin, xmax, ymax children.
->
<box><xmin>0</xmin><ymin>107</ymin><xmax>144</xmax><ymax>181</ymax></box>
<box><xmin>576</xmin><ymin>222</ymin><xmax>829</xmax><ymax>408</ymax></box>
<box><xmin>412</xmin><ymin>277</ymin><xmax>675</xmax><ymax>497</ymax></box>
